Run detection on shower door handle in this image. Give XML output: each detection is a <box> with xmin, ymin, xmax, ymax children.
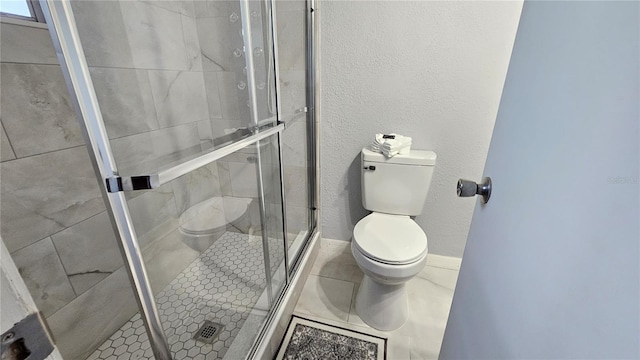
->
<box><xmin>457</xmin><ymin>177</ymin><xmax>492</xmax><ymax>204</ymax></box>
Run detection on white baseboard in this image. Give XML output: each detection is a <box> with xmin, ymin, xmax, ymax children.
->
<box><xmin>426</xmin><ymin>254</ymin><xmax>462</xmax><ymax>270</ymax></box>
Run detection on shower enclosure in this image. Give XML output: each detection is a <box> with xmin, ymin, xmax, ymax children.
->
<box><xmin>38</xmin><ymin>0</ymin><xmax>316</xmax><ymax>358</ymax></box>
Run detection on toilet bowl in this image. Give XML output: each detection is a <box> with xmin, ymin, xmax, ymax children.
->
<box><xmin>352</xmin><ymin>212</ymin><xmax>428</xmax><ymax>331</ymax></box>
<box><xmin>179</xmin><ymin>196</ymin><xmax>253</xmax><ymax>252</ymax></box>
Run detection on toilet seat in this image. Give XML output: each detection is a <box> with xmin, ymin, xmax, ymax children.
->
<box><xmin>353</xmin><ymin>212</ymin><xmax>427</xmax><ymax>265</ymax></box>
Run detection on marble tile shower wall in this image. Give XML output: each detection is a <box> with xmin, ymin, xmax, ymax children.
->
<box><xmin>0</xmin><ymin>1</ymin><xmax>251</xmax><ymax>358</ymax></box>
<box><xmin>1</xmin><ymin>22</ymin><xmax>137</xmax><ymax>360</ymax></box>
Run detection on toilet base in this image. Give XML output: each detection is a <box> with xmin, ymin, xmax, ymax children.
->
<box><xmin>355</xmin><ymin>275</ymin><xmax>408</xmax><ymax>331</ymax></box>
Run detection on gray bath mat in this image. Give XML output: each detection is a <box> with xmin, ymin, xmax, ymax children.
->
<box><xmin>275</xmin><ymin>316</ymin><xmax>386</xmax><ymax>360</ymax></box>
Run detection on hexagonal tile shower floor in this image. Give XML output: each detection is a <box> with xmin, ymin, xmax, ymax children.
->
<box><xmin>87</xmin><ymin>231</ymin><xmax>284</xmax><ymax>360</ymax></box>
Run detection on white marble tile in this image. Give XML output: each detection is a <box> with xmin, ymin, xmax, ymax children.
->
<box><xmin>148</xmin><ymin>70</ymin><xmax>210</xmax><ymax>127</ymax></box>
<box><xmin>193</xmin><ymin>0</ymin><xmax>232</xmax><ymax>19</ymax></box>
<box><xmin>196</xmin><ymin>17</ymin><xmax>234</xmax><ymax>72</ymax></box>
<box><xmin>110</xmin><ymin>122</ymin><xmax>200</xmax><ymax>174</ymax></box>
<box><xmin>141</xmin><ymin>0</ymin><xmax>195</xmax><ymax>17</ymax></box>
<box><xmin>70</xmin><ymin>0</ymin><xmax>135</xmax><ymax>69</ymax></box>
<box><xmin>1</xmin><ymin>63</ymin><xmax>84</xmax><ymax>157</ymax></box>
<box><xmin>347</xmin><ymin>282</ymin><xmax>367</xmax><ymax>327</ymax></box>
<box><xmin>279</xmin><ymin>70</ymin><xmax>306</xmax><ymax>119</ymax></box>
<box><xmin>388</xmin><ymin>332</ymin><xmax>412</xmax><ymax>360</ymax></box>
<box><xmin>127</xmin><ymin>184</ymin><xmax>178</xmax><ymax>240</ymax></box>
<box><xmin>295</xmin><ymin>274</ymin><xmax>354</xmax><ymax>322</ymax></box>
<box><xmin>425</xmin><ymin>254</ymin><xmax>462</xmax><ymax>271</ymax></box>
<box><xmin>281</xmin><ymin>115</ymin><xmax>308</xmax><ymax>167</ymax></box>
<box><xmin>217</xmin><ymin>161</ymin><xmax>233</xmax><ymax>196</ymax></box>
<box><xmin>416</xmin><ymin>264</ymin><xmax>459</xmax><ymax>291</ymax></box>
<box><xmin>310</xmin><ymin>240</ymin><xmax>363</xmax><ymax>284</ymax></box>
<box><xmin>67</xmin><ymin>272</ymin><xmax>113</xmax><ymax>299</ymax></box>
<box><xmin>204</xmin><ymin>72</ymin><xmax>224</xmax><ymax>119</ymax></box>
<box><xmin>399</xmin><ymin>272</ymin><xmax>456</xmax><ymax>358</ymax></box>
<box><xmin>11</xmin><ymin>237</ymin><xmax>76</xmax><ymax>316</ymax></box>
<box><xmin>141</xmin><ymin>228</ymin><xmax>200</xmax><ymax>293</ymax></box>
<box><xmin>216</xmin><ymin>71</ymin><xmax>242</xmax><ymax>120</ymax></box>
<box><xmin>181</xmin><ymin>14</ymin><xmax>203</xmax><ymax>71</ymax></box>
<box><xmin>197</xmin><ymin>120</ymin><xmax>214</xmax><ymax>141</ymax></box>
<box><xmin>0</xmin><ymin>22</ymin><xmax>58</xmax><ymax>65</ymax></box>
<box><xmin>120</xmin><ymin>1</ymin><xmax>191</xmax><ymax>70</ymax></box>
<box><xmin>1</xmin><ymin>122</ymin><xmax>16</xmax><ymax>162</ymax></box>
<box><xmin>51</xmin><ymin>212</ymin><xmax>124</xmax><ymax>295</ymax></box>
<box><xmin>276</xmin><ymin>12</ymin><xmax>305</xmax><ymax>71</ymax></box>
<box><xmin>228</xmin><ymin>161</ymin><xmax>260</xmax><ymax>198</ymax></box>
<box><xmin>47</xmin><ymin>268</ymin><xmax>139</xmax><ymax>360</ymax></box>
<box><xmin>348</xmin><ymin>267</ymin><xmax>456</xmax><ymax>343</ymax></box>
<box><xmin>89</xmin><ymin>67</ymin><xmax>160</xmax><ymax>139</ymax></box>
<box><xmin>1</xmin><ymin>146</ymin><xmax>105</xmax><ymax>253</ymax></box>
<box><xmin>171</xmin><ymin>162</ymin><xmax>222</xmax><ymax>215</ymax></box>
<box><xmin>275</xmin><ymin>0</ymin><xmax>306</xmax><ymax>14</ymax></box>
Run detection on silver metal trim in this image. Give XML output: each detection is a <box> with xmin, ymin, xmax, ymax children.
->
<box><xmin>268</xmin><ymin>0</ymin><xmax>290</xmax><ymax>283</ymax></box>
<box><xmin>306</xmin><ymin>0</ymin><xmax>318</xmax><ymax>231</ymax></box>
<box><xmin>254</xmin><ymin>140</ymin><xmax>273</xmax><ymax>305</ymax></box>
<box><xmin>39</xmin><ymin>1</ymin><xmax>172</xmax><ymax>358</ymax></box>
<box><xmin>276</xmin><ymin>133</ymin><xmax>290</xmax><ymax>283</ymax></box>
<box><xmin>103</xmin><ymin>124</ymin><xmax>284</xmax><ymax>192</ymax></box>
<box><xmin>269</xmin><ymin>0</ymin><xmax>284</xmax><ymax>124</ymax></box>
<box><xmin>29</xmin><ymin>0</ymin><xmax>46</xmax><ymax>22</ymax></box>
<box><xmin>157</xmin><ymin>124</ymin><xmax>283</xmax><ymax>188</ymax></box>
<box><xmin>240</xmin><ymin>0</ymin><xmax>260</xmax><ymax>125</ymax></box>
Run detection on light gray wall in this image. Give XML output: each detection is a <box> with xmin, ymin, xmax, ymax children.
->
<box><xmin>441</xmin><ymin>1</ymin><xmax>639</xmax><ymax>358</ymax></box>
<box><xmin>319</xmin><ymin>1</ymin><xmax>523</xmax><ymax>257</ymax></box>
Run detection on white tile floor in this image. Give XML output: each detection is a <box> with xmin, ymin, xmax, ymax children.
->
<box><xmin>290</xmin><ymin>238</ymin><xmax>460</xmax><ymax>360</ymax></box>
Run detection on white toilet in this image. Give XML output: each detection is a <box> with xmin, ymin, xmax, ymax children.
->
<box><xmin>352</xmin><ymin>147</ymin><xmax>437</xmax><ymax>331</ymax></box>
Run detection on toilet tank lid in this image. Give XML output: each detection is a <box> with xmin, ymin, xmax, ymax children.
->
<box><xmin>362</xmin><ymin>148</ymin><xmax>437</xmax><ymax>165</ymax></box>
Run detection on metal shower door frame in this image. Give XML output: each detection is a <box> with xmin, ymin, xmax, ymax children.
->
<box><xmin>40</xmin><ymin>0</ymin><xmax>294</xmax><ymax>358</ymax></box>
<box><xmin>40</xmin><ymin>1</ymin><xmax>173</xmax><ymax>358</ymax></box>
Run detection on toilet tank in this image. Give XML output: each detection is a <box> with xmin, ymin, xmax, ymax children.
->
<box><xmin>361</xmin><ymin>148</ymin><xmax>437</xmax><ymax>216</ymax></box>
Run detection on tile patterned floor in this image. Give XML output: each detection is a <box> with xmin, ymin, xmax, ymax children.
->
<box><xmin>88</xmin><ymin>231</ymin><xmax>283</xmax><ymax>360</ymax></box>
<box><xmin>292</xmin><ymin>238</ymin><xmax>461</xmax><ymax>360</ymax></box>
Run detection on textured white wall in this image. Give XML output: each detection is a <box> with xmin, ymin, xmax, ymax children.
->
<box><xmin>319</xmin><ymin>1</ymin><xmax>523</xmax><ymax>257</ymax></box>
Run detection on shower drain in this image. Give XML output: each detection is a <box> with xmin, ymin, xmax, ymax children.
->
<box><xmin>193</xmin><ymin>320</ymin><xmax>224</xmax><ymax>344</ymax></box>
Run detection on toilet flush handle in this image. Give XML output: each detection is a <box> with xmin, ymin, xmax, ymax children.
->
<box><xmin>457</xmin><ymin>177</ymin><xmax>492</xmax><ymax>204</ymax></box>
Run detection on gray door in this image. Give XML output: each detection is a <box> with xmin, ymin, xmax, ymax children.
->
<box><xmin>441</xmin><ymin>1</ymin><xmax>639</xmax><ymax>358</ymax></box>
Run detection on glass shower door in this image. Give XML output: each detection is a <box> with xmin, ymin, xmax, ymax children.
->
<box><xmin>274</xmin><ymin>0</ymin><xmax>316</xmax><ymax>270</ymax></box>
<box><xmin>42</xmin><ymin>0</ymin><xmax>288</xmax><ymax>358</ymax></box>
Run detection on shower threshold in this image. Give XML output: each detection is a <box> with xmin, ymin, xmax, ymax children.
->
<box><xmin>87</xmin><ymin>230</ymin><xmax>286</xmax><ymax>360</ymax></box>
